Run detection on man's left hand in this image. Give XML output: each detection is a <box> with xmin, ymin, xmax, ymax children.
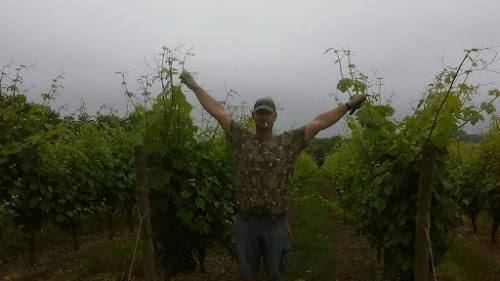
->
<box><xmin>348</xmin><ymin>94</ymin><xmax>367</xmax><ymax>110</ymax></box>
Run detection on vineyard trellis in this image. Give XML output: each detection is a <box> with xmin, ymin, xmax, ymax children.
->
<box><xmin>1</xmin><ymin>46</ymin><xmax>499</xmax><ymax>280</ymax></box>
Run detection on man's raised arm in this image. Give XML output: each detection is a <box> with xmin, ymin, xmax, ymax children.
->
<box><xmin>180</xmin><ymin>71</ymin><xmax>231</xmax><ymax>134</ymax></box>
<box><xmin>304</xmin><ymin>95</ymin><xmax>366</xmax><ymax>142</ymax></box>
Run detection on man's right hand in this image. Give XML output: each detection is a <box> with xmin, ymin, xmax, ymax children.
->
<box><xmin>180</xmin><ymin>71</ymin><xmax>197</xmax><ymax>89</ymax></box>
<box><xmin>178</xmin><ymin>70</ymin><xmax>232</xmax><ymax>134</ymax></box>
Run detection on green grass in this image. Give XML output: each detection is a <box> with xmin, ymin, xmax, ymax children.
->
<box><xmin>81</xmin><ymin>238</ymin><xmax>142</xmax><ymax>276</ymax></box>
<box><xmin>476</xmin><ymin>211</ymin><xmax>494</xmax><ymax>229</ymax></box>
<box><xmin>50</xmin><ymin>238</ymin><xmax>143</xmax><ymax>281</ymax></box>
<box><xmin>436</xmin><ymin>211</ymin><xmax>500</xmax><ymax>280</ymax></box>
<box><xmin>48</xmin><ymin>237</ymin><xmax>143</xmax><ymax>281</ymax></box>
<box><xmin>287</xmin><ymin>173</ymin><xmax>333</xmax><ymax>280</ymax></box>
<box><xmin>436</xmin><ymin>236</ymin><xmax>500</xmax><ymax>281</ymax></box>
<box><xmin>0</xmin><ymin>219</ymin><xmax>28</xmax><ymax>260</ymax></box>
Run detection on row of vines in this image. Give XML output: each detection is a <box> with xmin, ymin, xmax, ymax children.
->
<box><xmin>447</xmin><ymin>118</ymin><xmax>500</xmax><ymax>241</ymax></box>
<box><xmin>321</xmin><ymin>48</ymin><xmax>500</xmax><ymax>280</ymax></box>
<box><xmin>0</xmin><ymin>64</ymin><xmax>138</xmax><ymax>264</ymax></box>
<box><xmin>0</xmin><ymin>47</ymin><xmax>318</xmax><ymax>280</ymax></box>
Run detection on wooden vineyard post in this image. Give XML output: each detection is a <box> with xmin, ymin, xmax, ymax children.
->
<box><xmin>135</xmin><ymin>144</ymin><xmax>156</xmax><ymax>281</ymax></box>
<box><xmin>414</xmin><ymin>141</ymin><xmax>436</xmax><ymax>281</ymax></box>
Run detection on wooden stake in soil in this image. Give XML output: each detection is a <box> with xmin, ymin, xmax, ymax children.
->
<box><xmin>414</xmin><ymin>141</ymin><xmax>436</xmax><ymax>281</ymax></box>
<box><xmin>135</xmin><ymin>144</ymin><xmax>156</xmax><ymax>281</ymax></box>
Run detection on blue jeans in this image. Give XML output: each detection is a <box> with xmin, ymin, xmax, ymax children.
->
<box><xmin>232</xmin><ymin>211</ymin><xmax>291</xmax><ymax>280</ymax></box>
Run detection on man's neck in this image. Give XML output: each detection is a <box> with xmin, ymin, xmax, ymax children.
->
<box><xmin>256</xmin><ymin>128</ymin><xmax>273</xmax><ymax>139</ymax></box>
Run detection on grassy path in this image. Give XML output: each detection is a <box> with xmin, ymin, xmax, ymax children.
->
<box><xmin>287</xmin><ymin>171</ymin><xmax>500</xmax><ymax>281</ymax></box>
<box><xmin>286</xmin><ymin>172</ymin><xmax>375</xmax><ymax>281</ymax></box>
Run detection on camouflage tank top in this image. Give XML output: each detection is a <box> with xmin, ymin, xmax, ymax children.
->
<box><xmin>226</xmin><ymin>119</ymin><xmax>308</xmax><ymax>214</ymax></box>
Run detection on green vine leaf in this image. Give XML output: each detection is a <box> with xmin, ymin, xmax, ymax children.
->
<box><xmin>480</xmin><ymin>102</ymin><xmax>495</xmax><ymax>114</ymax></box>
<box><xmin>337</xmin><ymin>78</ymin><xmax>354</xmax><ymax>93</ymax></box>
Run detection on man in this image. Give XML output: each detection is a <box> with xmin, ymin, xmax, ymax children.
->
<box><xmin>180</xmin><ymin>71</ymin><xmax>365</xmax><ymax>281</ymax></box>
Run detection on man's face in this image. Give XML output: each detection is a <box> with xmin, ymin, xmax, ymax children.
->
<box><xmin>252</xmin><ymin>109</ymin><xmax>277</xmax><ymax>129</ymax></box>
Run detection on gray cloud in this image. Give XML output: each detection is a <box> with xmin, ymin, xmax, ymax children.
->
<box><xmin>2</xmin><ymin>0</ymin><xmax>499</xmax><ymax>136</ymax></box>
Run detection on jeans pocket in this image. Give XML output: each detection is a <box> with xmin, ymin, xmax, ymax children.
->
<box><xmin>279</xmin><ymin>244</ymin><xmax>291</xmax><ymax>274</ymax></box>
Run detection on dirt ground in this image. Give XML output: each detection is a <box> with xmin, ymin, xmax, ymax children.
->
<box><xmin>1</xmin><ymin>192</ymin><xmax>499</xmax><ymax>281</ymax></box>
<box><xmin>0</xmin><ymin>227</ymin><xmax>134</xmax><ymax>281</ymax></box>
<box><xmin>0</xmin><ymin>197</ymin><xmax>374</xmax><ymax>281</ymax></box>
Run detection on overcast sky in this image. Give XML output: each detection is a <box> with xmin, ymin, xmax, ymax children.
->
<box><xmin>2</xmin><ymin>0</ymin><xmax>499</xmax><ymax>136</ymax></box>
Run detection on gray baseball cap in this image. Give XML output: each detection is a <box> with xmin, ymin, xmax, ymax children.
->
<box><xmin>253</xmin><ymin>97</ymin><xmax>276</xmax><ymax>112</ymax></box>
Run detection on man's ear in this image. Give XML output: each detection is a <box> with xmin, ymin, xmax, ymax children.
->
<box><xmin>273</xmin><ymin>112</ymin><xmax>278</xmax><ymax>121</ymax></box>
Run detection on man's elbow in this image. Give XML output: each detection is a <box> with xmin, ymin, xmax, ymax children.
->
<box><xmin>306</xmin><ymin>119</ymin><xmax>326</xmax><ymax>141</ymax></box>
<box><xmin>214</xmin><ymin>110</ymin><xmax>231</xmax><ymax>132</ymax></box>
<box><xmin>315</xmin><ymin>119</ymin><xmax>330</xmax><ymax>131</ymax></box>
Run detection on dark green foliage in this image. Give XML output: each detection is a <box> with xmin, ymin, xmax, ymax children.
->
<box><xmin>447</xmin><ymin>142</ymin><xmax>486</xmax><ymax>233</ymax></box>
<box><xmin>0</xmin><ymin>65</ymin><xmax>139</xmax><ymax>258</ymax></box>
<box><xmin>480</xmin><ymin>118</ymin><xmax>500</xmax><ymax>242</ymax></box>
<box><xmin>0</xmin><ymin>87</ymin><xmax>59</xmax><ymax>263</ymax></box>
<box><xmin>292</xmin><ymin>152</ymin><xmax>318</xmax><ymax>188</ymax></box>
<box><xmin>149</xmin><ymin>149</ymin><xmax>234</xmax><ymax>276</ymax></box>
<box><xmin>304</xmin><ymin>136</ymin><xmax>343</xmax><ymax>166</ymax></box>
